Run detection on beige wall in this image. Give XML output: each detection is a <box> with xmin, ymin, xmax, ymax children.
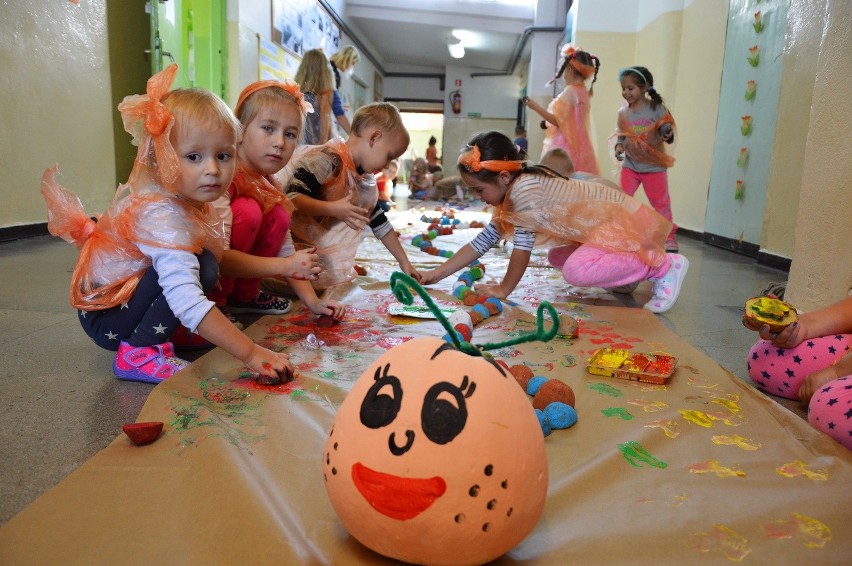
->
<box><xmin>785</xmin><ymin>0</ymin><xmax>852</xmax><ymax>308</ymax></box>
<box><xmin>1</xmin><ymin>0</ymin><xmax>117</xmax><ymax>228</ymax></box>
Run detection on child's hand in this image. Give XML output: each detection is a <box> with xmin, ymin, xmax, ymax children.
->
<box><xmin>660</xmin><ymin>123</ymin><xmax>674</xmax><ymax>142</ymax></box>
<box><xmin>399</xmin><ymin>262</ymin><xmax>423</xmax><ymax>283</ymax></box>
<box><xmin>281</xmin><ymin>247</ymin><xmax>321</xmax><ymax>281</ymax></box>
<box><xmin>330</xmin><ymin>190</ymin><xmax>370</xmax><ymax>231</ymax></box>
<box><xmin>474</xmin><ymin>282</ymin><xmax>509</xmax><ymax>300</ymax></box>
<box><xmin>306</xmin><ymin>297</ymin><xmax>347</xmax><ymax>320</ymax></box>
<box><xmin>245</xmin><ymin>345</ymin><xmax>292</xmax><ymax>380</ymax></box>
<box><xmin>418</xmin><ymin>269</ymin><xmax>442</xmax><ymax>285</ymax></box>
<box><xmin>614</xmin><ymin>144</ymin><xmax>625</xmax><ymax>161</ymax></box>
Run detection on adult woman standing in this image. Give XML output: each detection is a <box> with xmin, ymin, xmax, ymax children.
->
<box><xmin>329</xmin><ymin>46</ymin><xmax>361</xmax><ymax>135</ymax></box>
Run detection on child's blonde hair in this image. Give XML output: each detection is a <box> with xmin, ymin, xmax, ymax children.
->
<box><xmin>539</xmin><ymin>147</ymin><xmax>574</xmax><ymax>177</ymax></box>
<box><xmin>330</xmin><ymin>46</ymin><xmax>360</xmax><ymax>72</ymax></box>
<box><xmin>163</xmin><ymin>88</ymin><xmax>241</xmax><ymax>143</ymax></box>
<box><xmin>351</xmin><ymin>102</ymin><xmax>409</xmax><ymax>146</ymax></box>
<box><xmin>235</xmin><ymin>83</ymin><xmax>308</xmax><ymax>137</ymax></box>
<box><xmin>295</xmin><ymin>49</ymin><xmax>334</xmax><ymax>94</ymax></box>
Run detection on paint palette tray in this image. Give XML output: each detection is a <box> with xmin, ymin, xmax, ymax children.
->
<box><xmin>586</xmin><ymin>348</ymin><xmax>678</xmax><ymax>385</ymax></box>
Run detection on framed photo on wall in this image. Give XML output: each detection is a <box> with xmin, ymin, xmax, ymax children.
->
<box><xmin>272</xmin><ymin>0</ymin><xmax>340</xmax><ymax>56</ymax></box>
<box><xmin>374</xmin><ymin>71</ymin><xmax>383</xmax><ymax>102</ymax></box>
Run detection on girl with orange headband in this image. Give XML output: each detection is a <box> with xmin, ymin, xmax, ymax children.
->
<box><xmin>524</xmin><ymin>44</ymin><xmax>600</xmax><ymax>174</ymax></box>
<box><xmin>208</xmin><ymin>80</ymin><xmax>346</xmax><ymax>325</ymax></box>
<box><xmin>40</xmin><ymin>65</ymin><xmax>292</xmax><ymax>383</ymax></box>
<box><xmin>419</xmin><ymin>131</ymin><xmax>690</xmax><ymax>314</ymax></box>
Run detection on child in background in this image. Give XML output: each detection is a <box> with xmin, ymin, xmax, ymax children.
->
<box><xmin>279</xmin><ymin>102</ymin><xmax>421</xmax><ymax>289</ymax></box>
<box><xmin>425</xmin><ymin>136</ymin><xmax>441</xmax><ymax>173</ymax></box>
<box><xmin>294</xmin><ymin>49</ymin><xmax>336</xmax><ymax>145</ymax></box>
<box><xmin>612</xmin><ymin>66</ymin><xmax>679</xmax><ymax>252</ymax></box>
<box><xmin>525</xmin><ymin>44</ymin><xmax>600</xmax><ymax>175</ymax></box>
<box><xmin>210</xmin><ymin>80</ymin><xmax>346</xmax><ymax>322</ymax></box>
<box><xmin>419</xmin><ymin>131</ymin><xmax>689</xmax><ymax>314</ymax></box>
<box><xmin>539</xmin><ymin>147</ymin><xmax>573</xmax><ymax>177</ymax></box>
<box><xmin>376</xmin><ymin>159</ymin><xmax>399</xmax><ymax>211</ymax></box>
<box><xmin>409</xmin><ymin>157</ymin><xmax>433</xmax><ymax>200</ymax></box>
<box><xmin>40</xmin><ymin>65</ymin><xmax>291</xmax><ymax>383</ymax></box>
<box><xmin>744</xmin><ymin>296</ymin><xmax>852</xmax><ymax>450</ymax></box>
<box><xmin>513</xmin><ymin>125</ymin><xmax>528</xmax><ymax>159</ymax></box>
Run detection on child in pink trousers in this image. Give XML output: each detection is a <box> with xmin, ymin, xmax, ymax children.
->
<box><xmin>745</xmin><ymin>295</ymin><xmax>852</xmax><ymax>450</ymax></box>
<box><xmin>419</xmin><ymin>131</ymin><xmax>689</xmax><ymax>314</ymax></box>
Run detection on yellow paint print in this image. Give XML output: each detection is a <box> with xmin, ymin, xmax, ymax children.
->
<box><xmin>680</xmin><ymin>409</ymin><xmax>716</xmax><ymax>427</ymax></box>
<box><xmin>712</xmin><ymin>397</ymin><xmax>742</xmax><ymax>413</ymax></box>
<box><xmin>692</xmin><ymin>524</ymin><xmax>751</xmax><ymax>562</ymax></box>
<box><xmin>645</xmin><ymin>418</ymin><xmax>681</xmax><ymax>439</ymax></box>
<box><xmin>688</xmin><ymin>460</ymin><xmax>746</xmax><ymax>478</ymax></box>
<box><xmin>687</xmin><ymin>375</ymin><xmax>720</xmax><ymax>389</ymax></box>
<box><xmin>762</xmin><ymin>513</ymin><xmax>832</xmax><ymax>548</ymax></box>
<box><xmin>776</xmin><ymin>459</ymin><xmax>829</xmax><ymax>481</ymax></box>
<box><xmin>706</xmin><ymin>411</ymin><xmax>748</xmax><ymax>427</ymax></box>
<box><xmin>628</xmin><ymin>398</ymin><xmax>668</xmax><ymax>413</ymax></box>
<box><xmin>712</xmin><ymin>434</ymin><xmax>761</xmax><ymax>450</ymax></box>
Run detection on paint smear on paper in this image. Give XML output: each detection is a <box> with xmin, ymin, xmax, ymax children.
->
<box><xmin>680</xmin><ymin>409</ymin><xmax>716</xmax><ymax>428</ymax></box>
<box><xmin>762</xmin><ymin>513</ymin><xmax>831</xmax><ymax>548</ymax></box>
<box><xmin>712</xmin><ymin>434</ymin><xmax>761</xmax><ymax>450</ymax></box>
<box><xmin>645</xmin><ymin>418</ymin><xmax>680</xmax><ymax>439</ymax></box>
<box><xmin>776</xmin><ymin>460</ymin><xmax>829</xmax><ymax>481</ymax></box>
<box><xmin>688</xmin><ymin>460</ymin><xmax>746</xmax><ymax>478</ymax></box>
<box><xmin>588</xmin><ymin>382</ymin><xmax>623</xmax><ymax>397</ymax></box>
<box><xmin>602</xmin><ymin>407</ymin><xmax>634</xmax><ymax>420</ymax></box>
<box><xmin>712</xmin><ymin>397</ymin><xmax>742</xmax><ymax>413</ymax></box>
<box><xmin>692</xmin><ymin>524</ymin><xmax>751</xmax><ymax>562</ymax></box>
<box><xmin>628</xmin><ymin>399</ymin><xmax>668</xmax><ymax>413</ymax></box>
<box><xmin>618</xmin><ymin>441</ymin><xmax>667</xmax><ymax>469</ymax></box>
<box><xmin>688</xmin><ymin>375</ymin><xmax>720</xmax><ymax>389</ymax></box>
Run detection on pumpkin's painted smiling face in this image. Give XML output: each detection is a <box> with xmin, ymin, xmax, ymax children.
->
<box><xmin>323</xmin><ymin>337</ymin><xmax>548</xmax><ymax>566</ymax></box>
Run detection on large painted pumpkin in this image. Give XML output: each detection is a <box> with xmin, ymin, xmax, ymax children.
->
<box><xmin>323</xmin><ymin>337</ymin><xmax>548</xmax><ymax>565</ymax></box>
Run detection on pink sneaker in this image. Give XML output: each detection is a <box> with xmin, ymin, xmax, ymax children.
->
<box><xmin>113</xmin><ymin>341</ymin><xmax>189</xmax><ymax>384</ymax></box>
<box><xmin>644</xmin><ymin>254</ymin><xmax>689</xmax><ymax>314</ymax></box>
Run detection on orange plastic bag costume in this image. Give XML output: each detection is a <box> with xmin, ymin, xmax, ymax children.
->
<box><xmin>610</xmin><ymin>108</ymin><xmax>676</xmax><ymax>169</ymax></box>
<box><xmin>230</xmin><ymin>162</ymin><xmax>294</xmax><ymax>215</ymax></box>
<box><xmin>40</xmin><ymin>64</ymin><xmax>225</xmax><ymax>311</ymax></box>
<box><xmin>283</xmin><ymin>139</ymin><xmax>376</xmax><ymax>288</ymax></box>
<box><xmin>492</xmin><ymin>173</ymin><xmax>671</xmax><ymax>269</ymax></box>
<box><xmin>542</xmin><ymin>85</ymin><xmax>599</xmax><ymax>175</ymax></box>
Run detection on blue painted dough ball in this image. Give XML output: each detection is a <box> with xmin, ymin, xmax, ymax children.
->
<box><xmin>535</xmin><ymin>408</ymin><xmax>552</xmax><ymax>436</ymax></box>
<box><xmin>543</xmin><ymin>402</ymin><xmax>578</xmax><ymax>429</ymax></box>
<box><xmin>526</xmin><ymin>375</ymin><xmax>548</xmax><ymax>396</ymax></box>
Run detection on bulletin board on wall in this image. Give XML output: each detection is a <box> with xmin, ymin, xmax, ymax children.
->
<box><xmin>271</xmin><ymin>0</ymin><xmax>340</xmax><ymax>57</ymax></box>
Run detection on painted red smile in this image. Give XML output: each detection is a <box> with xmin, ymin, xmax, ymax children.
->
<box><xmin>352</xmin><ymin>462</ymin><xmax>446</xmax><ymax>520</ymax></box>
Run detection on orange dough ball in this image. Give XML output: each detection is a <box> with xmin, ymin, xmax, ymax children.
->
<box><xmin>509</xmin><ymin>364</ymin><xmax>535</xmax><ymax>389</ymax></box>
<box><xmin>532</xmin><ymin>379</ymin><xmax>575</xmax><ymax>409</ymax></box>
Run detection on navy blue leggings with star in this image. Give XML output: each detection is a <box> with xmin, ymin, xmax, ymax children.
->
<box><xmin>78</xmin><ymin>250</ymin><xmax>218</xmax><ymax>351</ymax></box>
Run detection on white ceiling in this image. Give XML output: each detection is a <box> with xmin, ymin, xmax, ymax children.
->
<box><xmin>343</xmin><ymin>0</ymin><xmax>540</xmax><ymax>73</ymax></box>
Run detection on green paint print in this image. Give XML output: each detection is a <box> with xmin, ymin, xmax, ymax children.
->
<box><xmin>589</xmin><ymin>382</ymin><xmax>624</xmax><ymax>397</ymax></box>
<box><xmin>602</xmin><ymin>407</ymin><xmax>634</xmax><ymax>420</ymax></box>
<box><xmin>618</xmin><ymin>441</ymin><xmax>667</xmax><ymax>469</ymax></box>
<box><xmin>169</xmin><ymin>376</ymin><xmax>266</xmax><ymax>454</ymax></box>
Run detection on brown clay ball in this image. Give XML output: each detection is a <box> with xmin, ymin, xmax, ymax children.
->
<box><xmin>509</xmin><ymin>364</ymin><xmax>535</xmax><ymax>390</ymax></box>
<box><xmin>532</xmin><ymin>379</ymin><xmax>575</xmax><ymax>409</ymax></box>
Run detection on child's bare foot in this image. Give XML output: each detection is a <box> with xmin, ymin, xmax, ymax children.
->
<box><xmin>798</xmin><ymin>367</ymin><xmax>839</xmax><ymax>403</ymax></box>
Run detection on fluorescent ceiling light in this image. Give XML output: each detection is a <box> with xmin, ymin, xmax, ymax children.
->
<box><xmin>448</xmin><ymin>43</ymin><xmax>465</xmax><ymax>58</ymax></box>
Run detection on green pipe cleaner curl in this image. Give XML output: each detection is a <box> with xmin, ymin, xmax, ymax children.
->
<box><xmin>389</xmin><ymin>272</ymin><xmax>560</xmax><ymax>356</ymax></box>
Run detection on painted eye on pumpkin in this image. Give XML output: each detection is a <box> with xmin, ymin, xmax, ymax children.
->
<box><xmin>360</xmin><ymin>363</ymin><xmax>402</xmax><ymax>429</ymax></box>
<box><xmin>421</xmin><ymin>375</ymin><xmax>474</xmax><ymax>445</ymax></box>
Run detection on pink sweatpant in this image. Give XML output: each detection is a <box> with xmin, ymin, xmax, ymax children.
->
<box><xmin>621</xmin><ymin>168</ymin><xmax>677</xmax><ymax>240</ymax></box>
<box><xmin>211</xmin><ymin>197</ymin><xmax>289</xmax><ymax>304</ymax></box>
<box><xmin>547</xmin><ymin>243</ymin><xmax>670</xmax><ymax>288</ymax></box>
<box><xmin>747</xmin><ymin>334</ymin><xmax>852</xmax><ymax>450</ymax></box>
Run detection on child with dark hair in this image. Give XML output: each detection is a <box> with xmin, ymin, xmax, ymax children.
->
<box><xmin>612</xmin><ymin>66</ymin><xmax>679</xmax><ymax>252</ymax></box>
<box><xmin>425</xmin><ymin>135</ymin><xmax>441</xmax><ymax>173</ymax></box>
<box><xmin>419</xmin><ymin>131</ymin><xmax>689</xmax><ymax>314</ymax></box>
<box><xmin>524</xmin><ymin>44</ymin><xmax>600</xmax><ymax>175</ymax></box>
